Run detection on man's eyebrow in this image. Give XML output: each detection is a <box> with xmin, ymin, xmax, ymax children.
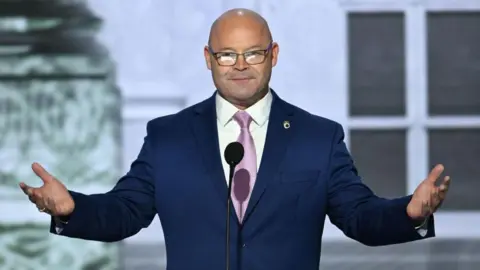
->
<box><xmin>214</xmin><ymin>44</ymin><xmax>265</xmax><ymax>52</ymax></box>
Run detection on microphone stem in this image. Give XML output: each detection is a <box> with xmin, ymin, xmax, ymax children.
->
<box><xmin>226</xmin><ymin>165</ymin><xmax>235</xmax><ymax>270</ymax></box>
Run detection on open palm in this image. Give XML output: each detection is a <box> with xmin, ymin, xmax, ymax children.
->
<box><xmin>19</xmin><ymin>162</ymin><xmax>75</xmax><ymax>216</ymax></box>
<box><xmin>407</xmin><ymin>164</ymin><xmax>451</xmax><ymax>220</ymax></box>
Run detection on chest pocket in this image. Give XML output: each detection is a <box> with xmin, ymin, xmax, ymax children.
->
<box><xmin>279</xmin><ymin>170</ymin><xmax>321</xmax><ymax>183</ymax></box>
<box><xmin>271</xmin><ymin>170</ymin><xmax>321</xmax><ymax>202</ymax></box>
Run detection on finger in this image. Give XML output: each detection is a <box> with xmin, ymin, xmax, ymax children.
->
<box><xmin>28</xmin><ymin>195</ymin><xmax>36</xmax><ymax>204</ymax></box>
<box><xmin>422</xmin><ymin>200</ymin><xmax>432</xmax><ymax>216</ymax></box>
<box><xmin>438</xmin><ymin>176</ymin><xmax>450</xmax><ymax>191</ymax></box>
<box><xmin>427</xmin><ymin>164</ymin><xmax>444</xmax><ymax>183</ymax></box>
<box><xmin>45</xmin><ymin>197</ymin><xmax>56</xmax><ymax>215</ymax></box>
<box><xmin>437</xmin><ymin>192</ymin><xmax>446</xmax><ymax>203</ymax></box>
<box><xmin>432</xmin><ymin>192</ymin><xmax>444</xmax><ymax>212</ymax></box>
<box><xmin>438</xmin><ymin>177</ymin><xmax>450</xmax><ymax>198</ymax></box>
<box><xmin>430</xmin><ymin>187</ymin><xmax>447</xmax><ymax>212</ymax></box>
<box><xmin>431</xmin><ymin>189</ymin><xmax>441</xmax><ymax>204</ymax></box>
<box><xmin>36</xmin><ymin>199</ymin><xmax>53</xmax><ymax>215</ymax></box>
<box><xmin>441</xmin><ymin>175</ymin><xmax>451</xmax><ymax>186</ymax></box>
<box><xmin>31</xmin><ymin>162</ymin><xmax>54</xmax><ymax>184</ymax></box>
<box><xmin>43</xmin><ymin>197</ymin><xmax>51</xmax><ymax>209</ymax></box>
<box><xmin>35</xmin><ymin>200</ymin><xmax>46</xmax><ymax>211</ymax></box>
<box><xmin>19</xmin><ymin>182</ymin><xmax>34</xmax><ymax>196</ymax></box>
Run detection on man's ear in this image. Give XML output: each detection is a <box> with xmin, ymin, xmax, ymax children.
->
<box><xmin>204</xmin><ymin>46</ymin><xmax>212</xmax><ymax>70</ymax></box>
<box><xmin>271</xmin><ymin>42</ymin><xmax>279</xmax><ymax>67</ymax></box>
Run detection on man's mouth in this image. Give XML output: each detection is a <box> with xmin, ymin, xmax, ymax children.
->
<box><xmin>230</xmin><ymin>78</ymin><xmax>252</xmax><ymax>84</ymax></box>
<box><xmin>230</xmin><ymin>77</ymin><xmax>253</xmax><ymax>81</ymax></box>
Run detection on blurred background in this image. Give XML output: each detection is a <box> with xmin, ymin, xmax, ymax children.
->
<box><xmin>0</xmin><ymin>0</ymin><xmax>479</xmax><ymax>269</ymax></box>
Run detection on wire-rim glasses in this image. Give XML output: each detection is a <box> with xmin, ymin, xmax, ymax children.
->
<box><xmin>208</xmin><ymin>42</ymin><xmax>273</xmax><ymax>66</ymax></box>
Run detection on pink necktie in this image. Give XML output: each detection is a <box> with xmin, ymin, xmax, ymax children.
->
<box><xmin>231</xmin><ymin>111</ymin><xmax>257</xmax><ymax>223</ymax></box>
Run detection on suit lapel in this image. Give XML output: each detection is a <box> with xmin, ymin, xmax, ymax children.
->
<box><xmin>243</xmin><ymin>92</ymin><xmax>294</xmax><ymax>223</ymax></box>
<box><xmin>191</xmin><ymin>94</ymin><xmax>228</xmax><ymax>205</ymax></box>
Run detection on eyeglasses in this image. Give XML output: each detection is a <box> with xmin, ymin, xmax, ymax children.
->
<box><xmin>208</xmin><ymin>42</ymin><xmax>273</xmax><ymax>66</ymax></box>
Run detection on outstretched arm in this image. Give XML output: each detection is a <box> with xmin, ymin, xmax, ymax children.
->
<box><xmin>326</xmin><ymin>123</ymin><xmax>435</xmax><ymax>246</ymax></box>
<box><xmin>52</xmin><ymin>164</ymin><xmax>156</xmax><ymax>242</ymax></box>
<box><xmin>48</xmin><ymin>122</ymin><xmax>158</xmax><ymax>242</ymax></box>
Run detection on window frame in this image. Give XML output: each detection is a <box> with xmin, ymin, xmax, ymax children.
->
<box><xmin>322</xmin><ymin>0</ymin><xmax>480</xmax><ymax>241</ymax></box>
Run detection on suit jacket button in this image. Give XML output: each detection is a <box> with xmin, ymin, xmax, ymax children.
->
<box><xmin>242</xmin><ymin>244</ymin><xmax>246</xmax><ymax>248</ymax></box>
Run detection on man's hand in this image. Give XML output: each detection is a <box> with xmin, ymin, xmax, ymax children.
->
<box><xmin>19</xmin><ymin>162</ymin><xmax>75</xmax><ymax>217</ymax></box>
<box><xmin>407</xmin><ymin>164</ymin><xmax>451</xmax><ymax>221</ymax></box>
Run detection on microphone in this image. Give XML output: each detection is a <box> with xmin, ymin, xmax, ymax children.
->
<box><xmin>223</xmin><ymin>142</ymin><xmax>244</xmax><ymax>270</ymax></box>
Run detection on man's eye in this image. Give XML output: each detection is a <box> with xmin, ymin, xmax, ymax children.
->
<box><xmin>246</xmin><ymin>51</ymin><xmax>262</xmax><ymax>56</ymax></box>
<box><xmin>217</xmin><ymin>53</ymin><xmax>236</xmax><ymax>58</ymax></box>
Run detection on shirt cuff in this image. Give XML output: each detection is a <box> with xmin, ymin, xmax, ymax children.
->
<box><xmin>415</xmin><ymin>216</ymin><xmax>429</xmax><ymax>237</ymax></box>
<box><xmin>53</xmin><ymin>216</ymin><xmax>68</xmax><ymax>234</ymax></box>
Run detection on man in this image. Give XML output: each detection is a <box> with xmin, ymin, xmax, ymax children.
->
<box><xmin>20</xmin><ymin>8</ymin><xmax>450</xmax><ymax>270</ymax></box>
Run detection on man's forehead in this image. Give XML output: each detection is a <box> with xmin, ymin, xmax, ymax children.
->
<box><xmin>209</xmin><ymin>23</ymin><xmax>270</xmax><ymax>50</ymax></box>
<box><xmin>210</xmin><ymin>39</ymin><xmax>268</xmax><ymax>52</ymax></box>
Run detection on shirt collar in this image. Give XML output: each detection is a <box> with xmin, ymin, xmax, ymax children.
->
<box><xmin>216</xmin><ymin>90</ymin><xmax>272</xmax><ymax>127</ymax></box>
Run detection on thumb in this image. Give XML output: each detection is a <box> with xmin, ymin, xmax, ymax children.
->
<box><xmin>19</xmin><ymin>182</ymin><xmax>34</xmax><ymax>196</ymax></box>
<box><xmin>31</xmin><ymin>162</ymin><xmax>55</xmax><ymax>184</ymax></box>
<box><xmin>426</xmin><ymin>164</ymin><xmax>444</xmax><ymax>184</ymax></box>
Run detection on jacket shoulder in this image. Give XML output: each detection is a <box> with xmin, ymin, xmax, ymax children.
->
<box><xmin>282</xmin><ymin>100</ymin><xmax>343</xmax><ymax>132</ymax></box>
<box><xmin>143</xmin><ymin>97</ymin><xmax>211</xmax><ymax>134</ymax></box>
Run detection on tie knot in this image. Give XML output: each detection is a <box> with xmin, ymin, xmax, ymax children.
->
<box><xmin>233</xmin><ymin>111</ymin><xmax>252</xmax><ymax>128</ymax></box>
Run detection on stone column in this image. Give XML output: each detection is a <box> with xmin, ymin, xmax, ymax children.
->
<box><xmin>0</xmin><ymin>0</ymin><xmax>121</xmax><ymax>269</ymax></box>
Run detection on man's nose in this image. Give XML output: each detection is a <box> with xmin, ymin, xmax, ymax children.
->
<box><xmin>234</xmin><ymin>55</ymin><xmax>248</xmax><ymax>70</ymax></box>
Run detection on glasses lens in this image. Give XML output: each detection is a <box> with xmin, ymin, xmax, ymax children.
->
<box><xmin>245</xmin><ymin>54</ymin><xmax>265</xmax><ymax>65</ymax></box>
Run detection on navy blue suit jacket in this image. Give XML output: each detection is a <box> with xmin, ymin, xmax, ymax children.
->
<box><xmin>51</xmin><ymin>91</ymin><xmax>434</xmax><ymax>270</ymax></box>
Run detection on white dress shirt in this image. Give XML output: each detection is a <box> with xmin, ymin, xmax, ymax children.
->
<box><xmin>216</xmin><ymin>91</ymin><xmax>272</xmax><ymax>183</ymax></box>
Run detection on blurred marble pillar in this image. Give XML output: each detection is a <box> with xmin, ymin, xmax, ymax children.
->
<box><xmin>0</xmin><ymin>0</ymin><xmax>121</xmax><ymax>269</ymax></box>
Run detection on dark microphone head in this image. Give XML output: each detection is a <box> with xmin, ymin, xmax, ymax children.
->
<box><xmin>224</xmin><ymin>142</ymin><xmax>244</xmax><ymax>166</ymax></box>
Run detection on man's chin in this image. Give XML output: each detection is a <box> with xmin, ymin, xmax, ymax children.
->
<box><xmin>232</xmin><ymin>89</ymin><xmax>256</xmax><ymax>99</ymax></box>
<box><xmin>230</xmin><ymin>91</ymin><xmax>265</xmax><ymax>108</ymax></box>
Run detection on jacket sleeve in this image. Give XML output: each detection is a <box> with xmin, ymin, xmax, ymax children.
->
<box><xmin>326</xmin><ymin>123</ymin><xmax>435</xmax><ymax>246</ymax></box>
<box><xmin>50</xmin><ymin>121</ymin><xmax>157</xmax><ymax>242</ymax></box>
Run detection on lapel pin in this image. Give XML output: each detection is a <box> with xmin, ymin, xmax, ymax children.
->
<box><xmin>283</xmin><ymin>120</ymin><xmax>290</xmax><ymax>129</ymax></box>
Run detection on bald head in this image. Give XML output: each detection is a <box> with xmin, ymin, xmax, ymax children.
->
<box><xmin>208</xmin><ymin>8</ymin><xmax>272</xmax><ymax>47</ymax></box>
<box><xmin>204</xmin><ymin>8</ymin><xmax>278</xmax><ymax>109</ymax></box>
